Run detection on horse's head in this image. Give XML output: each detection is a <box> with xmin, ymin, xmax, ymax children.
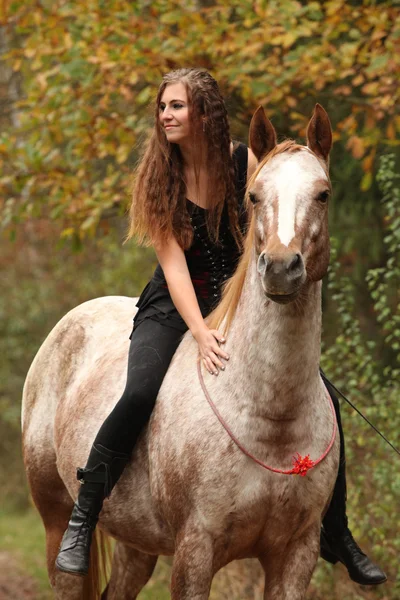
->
<box><xmin>248</xmin><ymin>104</ymin><xmax>332</xmax><ymax>304</ymax></box>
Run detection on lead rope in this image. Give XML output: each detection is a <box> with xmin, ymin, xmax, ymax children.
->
<box><xmin>321</xmin><ymin>374</ymin><xmax>400</xmax><ymax>458</ymax></box>
<box><xmin>197</xmin><ymin>358</ymin><xmax>337</xmax><ymax>476</ymax></box>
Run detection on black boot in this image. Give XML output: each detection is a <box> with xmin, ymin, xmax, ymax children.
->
<box><xmin>55</xmin><ymin>443</ymin><xmax>129</xmax><ymax>576</ymax></box>
<box><xmin>320</xmin><ymin>371</ymin><xmax>387</xmax><ymax>586</ymax></box>
<box><xmin>321</xmin><ymin>527</ymin><xmax>387</xmax><ymax>585</ymax></box>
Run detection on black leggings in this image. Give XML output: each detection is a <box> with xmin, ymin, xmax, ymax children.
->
<box><xmin>94</xmin><ymin>318</ymin><xmax>184</xmax><ymax>454</ymax></box>
<box><xmin>94</xmin><ymin>317</ymin><xmax>347</xmax><ymax>534</ymax></box>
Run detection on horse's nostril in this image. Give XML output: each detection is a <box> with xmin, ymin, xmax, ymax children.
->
<box><xmin>287</xmin><ymin>253</ymin><xmax>302</xmax><ymax>273</ymax></box>
<box><xmin>258</xmin><ymin>252</ymin><xmax>272</xmax><ymax>275</ymax></box>
<box><xmin>257</xmin><ymin>252</ymin><xmax>267</xmax><ymax>274</ymax></box>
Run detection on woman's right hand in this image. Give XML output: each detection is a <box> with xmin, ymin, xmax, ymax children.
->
<box><xmin>193</xmin><ymin>325</ymin><xmax>230</xmax><ymax>375</ymax></box>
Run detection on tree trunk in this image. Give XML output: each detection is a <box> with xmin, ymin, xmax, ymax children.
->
<box><xmin>0</xmin><ymin>24</ymin><xmax>22</xmax><ymax>131</ymax></box>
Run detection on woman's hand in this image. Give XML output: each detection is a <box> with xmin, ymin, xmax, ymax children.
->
<box><xmin>193</xmin><ymin>325</ymin><xmax>230</xmax><ymax>375</ymax></box>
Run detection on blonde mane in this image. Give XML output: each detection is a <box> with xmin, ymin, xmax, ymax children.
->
<box><xmin>207</xmin><ymin>140</ymin><xmax>304</xmax><ymax>335</ymax></box>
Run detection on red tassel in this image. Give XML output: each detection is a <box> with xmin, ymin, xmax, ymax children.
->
<box><xmin>291</xmin><ymin>453</ymin><xmax>315</xmax><ymax>476</ymax></box>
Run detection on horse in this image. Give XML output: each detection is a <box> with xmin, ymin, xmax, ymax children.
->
<box><xmin>22</xmin><ymin>103</ymin><xmax>339</xmax><ymax>600</ymax></box>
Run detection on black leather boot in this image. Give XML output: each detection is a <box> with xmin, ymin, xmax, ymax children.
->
<box><xmin>321</xmin><ymin>527</ymin><xmax>387</xmax><ymax>585</ymax></box>
<box><xmin>55</xmin><ymin>443</ymin><xmax>129</xmax><ymax>576</ymax></box>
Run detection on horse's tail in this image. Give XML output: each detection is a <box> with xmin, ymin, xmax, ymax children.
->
<box><xmin>83</xmin><ymin>529</ymin><xmax>113</xmax><ymax>600</ymax></box>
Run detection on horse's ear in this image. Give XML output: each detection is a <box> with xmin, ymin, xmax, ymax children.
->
<box><xmin>306</xmin><ymin>104</ymin><xmax>332</xmax><ymax>162</ymax></box>
<box><xmin>249</xmin><ymin>106</ymin><xmax>277</xmax><ymax>162</ymax></box>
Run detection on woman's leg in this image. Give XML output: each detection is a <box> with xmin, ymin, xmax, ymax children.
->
<box><xmin>56</xmin><ymin>319</ymin><xmax>185</xmax><ymax>576</ymax></box>
<box><xmin>321</xmin><ymin>372</ymin><xmax>347</xmax><ymax>534</ymax></box>
<box><xmin>94</xmin><ymin>318</ymin><xmax>185</xmax><ymax>453</ymax></box>
<box><xmin>320</xmin><ymin>372</ymin><xmax>386</xmax><ymax>585</ymax></box>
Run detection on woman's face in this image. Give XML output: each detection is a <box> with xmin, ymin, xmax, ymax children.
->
<box><xmin>159</xmin><ymin>82</ymin><xmax>192</xmax><ymax>145</ymax></box>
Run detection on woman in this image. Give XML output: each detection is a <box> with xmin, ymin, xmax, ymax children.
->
<box><xmin>56</xmin><ymin>68</ymin><xmax>386</xmax><ymax>586</ymax></box>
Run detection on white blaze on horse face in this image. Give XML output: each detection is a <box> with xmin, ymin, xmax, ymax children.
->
<box><xmin>258</xmin><ymin>150</ymin><xmax>328</xmax><ymax>247</ymax></box>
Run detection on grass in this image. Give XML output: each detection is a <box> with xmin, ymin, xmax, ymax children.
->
<box><xmin>0</xmin><ymin>505</ymin><xmax>53</xmax><ymax>599</ymax></box>
<box><xmin>0</xmin><ymin>504</ymin><xmax>173</xmax><ymax>599</ymax></box>
<box><xmin>138</xmin><ymin>559</ymin><xmax>171</xmax><ymax>599</ymax></box>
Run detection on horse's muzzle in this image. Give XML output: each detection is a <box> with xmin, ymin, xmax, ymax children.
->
<box><xmin>257</xmin><ymin>251</ymin><xmax>306</xmax><ymax>302</ymax></box>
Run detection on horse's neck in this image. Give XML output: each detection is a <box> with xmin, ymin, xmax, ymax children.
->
<box><xmin>227</xmin><ymin>258</ymin><xmax>322</xmax><ymax>412</ymax></box>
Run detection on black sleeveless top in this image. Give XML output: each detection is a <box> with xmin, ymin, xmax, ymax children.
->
<box><xmin>132</xmin><ymin>142</ymin><xmax>249</xmax><ymax>334</ymax></box>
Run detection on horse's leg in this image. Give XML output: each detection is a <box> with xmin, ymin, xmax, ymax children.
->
<box><xmin>170</xmin><ymin>527</ymin><xmax>214</xmax><ymax>600</ymax></box>
<box><xmin>27</xmin><ymin>457</ymin><xmax>88</xmax><ymax>599</ymax></box>
<box><xmin>260</xmin><ymin>524</ymin><xmax>320</xmax><ymax>600</ymax></box>
<box><xmin>102</xmin><ymin>542</ymin><xmax>158</xmax><ymax>600</ymax></box>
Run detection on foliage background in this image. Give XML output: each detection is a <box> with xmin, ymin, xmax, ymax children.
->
<box><xmin>0</xmin><ymin>1</ymin><xmax>399</xmax><ymax>598</ymax></box>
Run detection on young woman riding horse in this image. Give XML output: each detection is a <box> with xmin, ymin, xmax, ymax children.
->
<box><xmin>55</xmin><ymin>68</ymin><xmax>386</xmax><ymax>586</ymax></box>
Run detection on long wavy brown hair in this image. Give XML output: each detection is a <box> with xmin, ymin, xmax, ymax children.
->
<box><xmin>126</xmin><ymin>68</ymin><xmax>242</xmax><ymax>250</ymax></box>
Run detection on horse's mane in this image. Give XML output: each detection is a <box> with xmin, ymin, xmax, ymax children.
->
<box><xmin>207</xmin><ymin>140</ymin><xmax>304</xmax><ymax>335</ymax></box>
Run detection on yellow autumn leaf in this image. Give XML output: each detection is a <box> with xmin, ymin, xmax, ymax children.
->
<box><xmin>24</xmin><ymin>47</ymin><xmax>36</xmax><ymax>58</ymax></box>
<box><xmin>64</xmin><ymin>33</ymin><xmax>73</xmax><ymax>49</ymax></box>
<box><xmin>60</xmin><ymin>227</ymin><xmax>75</xmax><ymax>238</ymax></box>
<box><xmin>360</xmin><ymin>171</ymin><xmax>372</xmax><ymax>191</ymax></box>
<box><xmin>362</xmin><ymin>151</ymin><xmax>375</xmax><ymax>172</ymax></box>
<box><xmin>36</xmin><ymin>73</ymin><xmax>48</xmax><ymax>91</ymax></box>
<box><xmin>347</xmin><ymin>135</ymin><xmax>365</xmax><ymax>159</ymax></box>
<box><xmin>116</xmin><ymin>145</ymin><xmax>130</xmax><ymax>165</ymax></box>
<box><xmin>386</xmin><ymin>121</ymin><xmax>396</xmax><ymax>140</ymax></box>
<box><xmin>352</xmin><ymin>74</ymin><xmax>364</xmax><ymax>86</ymax></box>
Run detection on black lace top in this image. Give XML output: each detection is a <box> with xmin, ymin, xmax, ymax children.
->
<box><xmin>132</xmin><ymin>142</ymin><xmax>249</xmax><ymax>334</ymax></box>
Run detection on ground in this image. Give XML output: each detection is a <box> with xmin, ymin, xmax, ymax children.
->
<box><xmin>0</xmin><ymin>508</ymin><xmax>389</xmax><ymax>600</ymax></box>
<box><xmin>0</xmin><ymin>551</ymin><xmax>41</xmax><ymax>600</ymax></box>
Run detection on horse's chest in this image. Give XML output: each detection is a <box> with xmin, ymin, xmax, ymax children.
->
<box><xmin>181</xmin><ymin>465</ymin><xmax>320</xmax><ymax>560</ymax></box>
<box><xmin>233</xmin><ymin>463</ymin><xmax>315</xmax><ymax>523</ymax></box>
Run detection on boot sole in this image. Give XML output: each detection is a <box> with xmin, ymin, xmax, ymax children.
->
<box><xmin>320</xmin><ymin>546</ymin><xmax>339</xmax><ymax>565</ymax></box>
<box><xmin>55</xmin><ymin>558</ymin><xmax>88</xmax><ymax>577</ymax></box>
<box><xmin>320</xmin><ymin>546</ymin><xmax>387</xmax><ymax>586</ymax></box>
<box><xmin>347</xmin><ymin>572</ymin><xmax>387</xmax><ymax>586</ymax></box>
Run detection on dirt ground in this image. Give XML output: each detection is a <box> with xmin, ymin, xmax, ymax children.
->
<box><xmin>0</xmin><ymin>552</ymin><xmax>41</xmax><ymax>600</ymax></box>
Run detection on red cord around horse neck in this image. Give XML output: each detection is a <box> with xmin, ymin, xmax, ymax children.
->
<box><xmin>197</xmin><ymin>359</ymin><xmax>337</xmax><ymax>476</ymax></box>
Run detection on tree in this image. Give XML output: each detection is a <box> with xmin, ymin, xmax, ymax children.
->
<box><xmin>1</xmin><ymin>0</ymin><xmax>399</xmax><ymax>241</ymax></box>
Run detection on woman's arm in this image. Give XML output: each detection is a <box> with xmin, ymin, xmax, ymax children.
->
<box><xmin>155</xmin><ymin>236</ymin><xmax>229</xmax><ymax>375</ymax></box>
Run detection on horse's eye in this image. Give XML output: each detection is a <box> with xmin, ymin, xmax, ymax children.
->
<box><xmin>317</xmin><ymin>190</ymin><xmax>330</xmax><ymax>203</ymax></box>
<box><xmin>249</xmin><ymin>192</ymin><xmax>259</xmax><ymax>205</ymax></box>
